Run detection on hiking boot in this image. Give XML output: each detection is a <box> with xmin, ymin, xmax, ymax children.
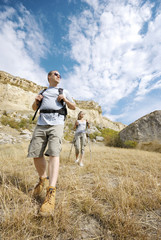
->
<box><xmin>39</xmin><ymin>186</ymin><xmax>56</xmax><ymax>216</ymax></box>
<box><xmin>30</xmin><ymin>177</ymin><xmax>49</xmax><ymax>197</ymax></box>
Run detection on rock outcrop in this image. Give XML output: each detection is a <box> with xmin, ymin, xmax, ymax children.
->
<box><xmin>0</xmin><ymin>71</ymin><xmax>43</xmax><ymax>93</ymax></box>
<box><xmin>119</xmin><ymin>110</ymin><xmax>161</xmax><ymax>143</ymax></box>
<box><xmin>0</xmin><ymin>71</ymin><xmax>43</xmax><ymax>112</ymax></box>
<box><xmin>0</xmin><ymin>70</ymin><xmax>126</xmax><ymax>131</ymax></box>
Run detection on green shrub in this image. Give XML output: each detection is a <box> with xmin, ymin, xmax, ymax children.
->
<box><xmin>1</xmin><ymin>116</ymin><xmax>20</xmax><ymax>130</ymax></box>
<box><xmin>123</xmin><ymin>140</ymin><xmax>138</xmax><ymax>148</ymax></box>
<box><xmin>64</xmin><ymin>121</ymin><xmax>75</xmax><ymax>141</ymax></box>
<box><xmin>2</xmin><ymin>110</ymin><xmax>8</xmax><ymax>116</ymax></box>
<box><xmin>104</xmin><ymin>134</ymin><xmax>123</xmax><ymax>148</ymax></box>
<box><xmin>95</xmin><ymin>128</ymin><xmax>137</xmax><ymax>148</ymax></box>
<box><xmin>98</xmin><ymin>128</ymin><xmax>121</xmax><ymax>147</ymax></box>
<box><xmin>89</xmin><ymin>131</ymin><xmax>101</xmax><ymax>140</ymax></box>
<box><xmin>0</xmin><ymin>115</ymin><xmax>36</xmax><ymax>131</ymax></box>
<box><xmin>99</xmin><ymin>128</ymin><xmax>117</xmax><ymax>138</ymax></box>
<box><xmin>67</xmin><ymin>122</ymin><xmax>74</xmax><ymax>130</ymax></box>
<box><xmin>64</xmin><ymin>132</ymin><xmax>74</xmax><ymax>142</ymax></box>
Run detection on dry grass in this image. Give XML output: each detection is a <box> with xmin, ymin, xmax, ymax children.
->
<box><xmin>137</xmin><ymin>141</ymin><xmax>161</xmax><ymax>153</ymax></box>
<box><xmin>0</xmin><ymin>141</ymin><xmax>161</xmax><ymax>240</ymax></box>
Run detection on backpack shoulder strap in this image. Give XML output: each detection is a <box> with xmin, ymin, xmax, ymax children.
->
<box><xmin>58</xmin><ymin>88</ymin><xmax>64</xmax><ymax>105</ymax></box>
<box><xmin>58</xmin><ymin>88</ymin><xmax>63</xmax><ymax>95</ymax></box>
<box><xmin>32</xmin><ymin>88</ymin><xmax>47</xmax><ymax>121</ymax></box>
<box><xmin>58</xmin><ymin>88</ymin><xmax>63</xmax><ymax>92</ymax></box>
<box><xmin>41</xmin><ymin>88</ymin><xmax>47</xmax><ymax>95</ymax></box>
<box><xmin>58</xmin><ymin>88</ymin><xmax>68</xmax><ymax>120</ymax></box>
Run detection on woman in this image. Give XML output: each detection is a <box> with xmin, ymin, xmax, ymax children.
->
<box><xmin>74</xmin><ymin>111</ymin><xmax>90</xmax><ymax>166</ymax></box>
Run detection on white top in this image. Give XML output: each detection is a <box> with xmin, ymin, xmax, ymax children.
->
<box><xmin>75</xmin><ymin>120</ymin><xmax>87</xmax><ymax>134</ymax></box>
<box><xmin>37</xmin><ymin>87</ymin><xmax>74</xmax><ymax>125</ymax></box>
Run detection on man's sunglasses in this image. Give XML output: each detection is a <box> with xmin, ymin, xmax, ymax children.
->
<box><xmin>54</xmin><ymin>72</ymin><xmax>61</xmax><ymax>78</ymax></box>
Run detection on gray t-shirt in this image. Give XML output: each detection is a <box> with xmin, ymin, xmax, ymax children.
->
<box><xmin>37</xmin><ymin>87</ymin><xmax>74</xmax><ymax>126</ymax></box>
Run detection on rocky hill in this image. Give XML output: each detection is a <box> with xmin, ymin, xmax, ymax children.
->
<box><xmin>119</xmin><ymin>110</ymin><xmax>161</xmax><ymax>143</ymax></box>
<box><xmin>0</xmin><ymin>71</ymin><xmax>43</xmax><ymax>112</ymax></box>
<box><xmin>0</xmin><ymin>70</ymin><xmax>125</xmax><ymax>131</ymax></box>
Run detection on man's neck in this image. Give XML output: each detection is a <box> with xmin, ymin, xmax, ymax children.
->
<box><xmin>49</xmin><ymin>83</ymin><xmax>58</xmax><ymax>87</ymax></box>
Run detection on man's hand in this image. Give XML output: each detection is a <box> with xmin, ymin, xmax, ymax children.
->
<box><xmin>57</xmin><ymin>94</ymin><xmax>76</xmax><ymax>110</ymax></box>
<box><xmin>57</xmin><ymin>94</ymin><xmax>66</xmax><ymax>102</ymax></box>
<box><xmin>35</xmin><ymin>94</ymin><xmax>44</xmax><ymax>105</ymax></box>
<box><xmin>32</xmin><ymin>94</ymin><xmax>44</xmax><ymax>111</ymax></box>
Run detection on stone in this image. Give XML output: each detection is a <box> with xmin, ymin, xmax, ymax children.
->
<box><xmin>20</xmin><ymin>129</ymin><xmax>31</xmax><ymax>135</ymax></box>
<box><xmin>119</xmin><ymin>110</ymin><xmax>161</xmax><ymax>143</ymax></box>
<box><xmin>96</xmin><ymin>136</ymin><xmax>104</xmax><ymax>142</ymax></box>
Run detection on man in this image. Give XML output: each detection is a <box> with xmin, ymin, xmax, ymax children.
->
<box><xmin>28</xmin><ymin>70</ymin><xmax>76</xmax><ymax>216</ymax></box>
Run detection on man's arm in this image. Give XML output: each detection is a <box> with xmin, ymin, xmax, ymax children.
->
<box><xmin>64</xmin><ymin>97</ymin><xmax>76</xmax><ymax>110</ymax></box>
<box><xmin>57</xmin><ymin>94</ymin><xmax>76</xmax><ymax>110</ymax></box>
<box><xmin>32</xmin><ymin>94</ymin><xmax>44</xmax><ymax>111</ymax></box>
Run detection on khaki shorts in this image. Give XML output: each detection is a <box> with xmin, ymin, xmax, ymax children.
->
<box><xmin>27</xmin><ymin>125</ymin><xmax>64</xmax><ymax>158</ymax></box>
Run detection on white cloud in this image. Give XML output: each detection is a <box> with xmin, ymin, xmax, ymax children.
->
<box><xmin>0</xmin><ymin>5</ymin><xmax>48</xmax><ymax>86</ymax></box>
<box><xmin>64</xmin><ymin>0</ymin><xmax>161</xmax><ymax>124</ymax></box>
<box><xmin>81</xmin><ymin>0</ymin><xmax>99</xmax><ymax>10</ymax></box>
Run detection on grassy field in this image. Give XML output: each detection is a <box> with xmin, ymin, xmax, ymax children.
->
<box><xmin>0</xmin><ymin>141</ymin><xmax>161</xmax><ymax>240</ymax></box>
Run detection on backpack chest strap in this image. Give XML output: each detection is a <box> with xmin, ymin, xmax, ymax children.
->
<box><xmin>40</xmin><ymin>109</ymin><xmax>60</xmax><ymax>114</ymax></box>
<box><xmin>40</xmin><ymin>106</ymin><xmax>67</xmax><ymax>120</ymax></box>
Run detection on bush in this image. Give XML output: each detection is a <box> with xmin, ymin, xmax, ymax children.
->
<box><xmin>64</xmin><ymin>121</ymin><xmax>75</xmax><ymax>141</ymax></box>
<box><xmin>137</xmin><ymin>141</ymin><xmax>161</xmax><ymax>153</ymax></box>
<box><xmin>104</xmin><ymin>134</ymin><xmax>123</xmax><ymax>148</ymax></box>
<box><xmin>3</xmin><ymin>110</ymin><xmax>8</xmax><ymax>116</ymax></box>
<box><xmin>0</xmin><ymin>115</ymin><xmax>36</xmax><ymax>131</ymax></box>
<box><xmin>89</xmin><ymin>131</ymin><xmax>101</xmax><ymax>140</ymax></box>
<box><xmin>64</xmin><ymin>131</ymin><xmax>74</xmax><ymax>142</ymax></box>
<box><xmin>1</xmin><ymin>116</ymin><xmax>19</xmax><ymax>130</ymax></box>
<box><xmin>123</xmin><ymin>140</ymin><xmax>138</xmax><ymax>148</ymax></box>
<box><xmin>98</xmin><ymin>128</ymin><xmax>122</xmax><ymax>147</ymax></box>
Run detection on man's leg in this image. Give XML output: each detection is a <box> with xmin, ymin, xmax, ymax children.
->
<box><xmin>39</xmin><ymin>156</ymin><xmax>59</xmax><ymax>216</ymax></box>
<box><xmin>30</xmin><ymin>157</ymin><xmax>49</xmax><ymax>197</ymax></box>
<box><xmin>39</xmin><ymin>125</ymin><xmax>63</xmax><ymax>216</ymax></box>
<box><xmin>48</xmin><ymin>156</ymin><xmax>59</xmax><ymax>187</ymax></box>
<box><xmin>34</xmin><ymin>156</ymin><xmax>47</xmax><ymax>178</ymax></box>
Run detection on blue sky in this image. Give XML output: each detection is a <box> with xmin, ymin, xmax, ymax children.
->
<box><xmin>0</xmin><ymin>0</ymin><xmax>161</xmax><ymax>125</ymax></box>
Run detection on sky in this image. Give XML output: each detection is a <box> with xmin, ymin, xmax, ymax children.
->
<box><xmin>0</xmin><ymin>0</ymin><xmax>161</xmax><ymax>125</ymax></box>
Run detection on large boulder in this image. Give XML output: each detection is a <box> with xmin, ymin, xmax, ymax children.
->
<box><xmin>119</xmin><ymin>110</ymin><xmax>161</xmax><ymax>143</ymax></box>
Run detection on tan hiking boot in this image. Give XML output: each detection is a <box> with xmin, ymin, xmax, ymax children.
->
<box><xmin>39</xmin><ymin>186</ymin><xmax>56</xmax><ymax>216</ymax></box>
<box><xmin>31</xmin><ymin>177</ymin><xmax>49</xmax><ymax>197</ymax></box>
